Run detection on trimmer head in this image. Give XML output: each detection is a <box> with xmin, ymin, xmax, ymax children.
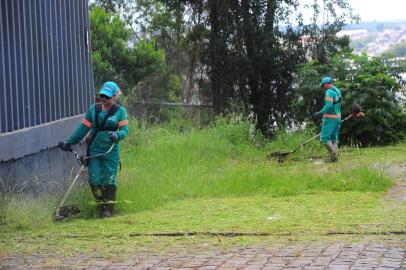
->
<box><xmin>267</xmin><ymin>150</ymin><xmax>292</xmax><ymax>163</ymax></box>
<box><xmin>53</xmin><ymin>204</ymin><xmax>80</xmax><ymax>221</ymax></box>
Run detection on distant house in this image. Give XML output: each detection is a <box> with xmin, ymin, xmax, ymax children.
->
<box><xmin>0</xmin><ymin>0</ymin><xmax>94</xmax><ymax>193</ymax></box>
<box><xmin>337</xmin><ymin>29</ymin><xmax>368</xmax><ymax>38</ymax></box>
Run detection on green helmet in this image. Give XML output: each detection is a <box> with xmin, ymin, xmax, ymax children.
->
<box><xmin>99</xmin><ymin>81</ymin><xmax>120</xmax><ymax>97</ymax></box>
<box><xmin>319</xmin><ymin>76</ymin><xmax>333</xmax><ymax>87</ymax></box>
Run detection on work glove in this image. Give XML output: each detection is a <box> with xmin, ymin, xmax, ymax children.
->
<box><xmin>108</xmin><ymin>132</ymin><xmax>119</xmax><ymax>142</ymax></box>
<box><xmin>58</xmin><ymin>141</ymin><xmax>72</xmax><ymax>152</ymax></box>
<box><xmin>312</xmin><ymin>112</ymin><xmax>322</xmax><ymax>120</ymax></box>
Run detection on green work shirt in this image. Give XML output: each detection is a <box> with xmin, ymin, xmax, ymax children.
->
<box><xmin>66</xmin><ymin>103</ymin><xmax>129</xmax><ymax>155</ymax></box>
<box><xmin>317</xmin><ymin>86</ymin><xmax>342</xmax><ymax>121</ymax></box>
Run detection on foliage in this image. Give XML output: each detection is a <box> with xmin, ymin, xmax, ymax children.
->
<box><xmin>294</xmin><ymin>52</ymin><xmax>406</xmax><ymax>145</ymax></box>
<box><xmin>127</xmin><ymin>39</ymin><xmax>166</xmax><ymax>86</ymax></box>
<box><xmin>90</xmin><ymin>1</ymin><xmax>403</xmax><ymax>146</ymax></box>
<box><xmin>341</xmin><ymin>55</ymin><xmax>406</xmax><ymax>145</ymax></box>
<box><xmin>130</xmin><ymin>69</ymin><xmax>180</xmax><ymax>102</ymax></box>
<box><xmin>175</xmin><ymin>0</ymin><xmax>356</xmax><ymax>136</ymax></box>
<box><xmin>90</xmin><ymin>6</ymin><xmax>131</xmax><ymax>87</ymax></box>
<box><xmin>91</xmin><ymin>1</ymin><xmax>209</xmax><ymax>105</ymax></box>
<box><xmin>302</xmin><ymin>0</ymin><xmax>358</xmax><ymax>64</ymax></box>
<box><xmin>144</xmin><ymin>0</ymin><xmax>209</xmax><ymax>104</ymax></box>
<box><xmin>202</xmin><ymin>0</ymin><xmax>307</xmax><ymax>136</ymax></box>
<box><xmin>89</xmin><ymin>6</ymin><xmax>165</xmax><ymax>90</ymax></box>
<box><xmin>90</xmin><ymin>0</ymin><xmax>359</xmax><ymax>138</ymax></box>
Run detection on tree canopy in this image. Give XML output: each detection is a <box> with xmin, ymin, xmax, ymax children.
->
<box><xmin>90</xmin><ymin>5</ymin><xmax>165</xmax><ymax>91</ymax></box>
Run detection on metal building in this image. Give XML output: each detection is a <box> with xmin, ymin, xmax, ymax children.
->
<box><xmin>0</xmin><ymin>0</ymin><xmax>94</xmax><ymax>193</ymax></box>
<box><xmin>0</xmin><ymin>0</ymin><xmax>93</xmax><ymax>134</ymax></box>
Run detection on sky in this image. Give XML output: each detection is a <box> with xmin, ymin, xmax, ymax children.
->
<box><xmin>347</xmin><ymin>0</ymin><xmax>406</xmax><ymax>22</ymax></box>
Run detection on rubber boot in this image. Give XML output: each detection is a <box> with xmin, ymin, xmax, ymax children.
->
<box><xmin>101</xmin><ymin>185</ymin><xmax>116</xmax><ymax>218</ymax></box>
<box><xmin>332</xmin><ymin>141</ymin><xmax>339</xmax><ymax>158</ymax></box>
<box><xmin>324</xmin><ymin>141</ymin><xmax>338</xmax><ymax>162</ymax></box>
<box><xmin>90</xmin><ymin>185</ymin><xmax>103</xmax><ymax>217</ymax></box>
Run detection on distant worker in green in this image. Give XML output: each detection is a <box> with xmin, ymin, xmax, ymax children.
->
<box><xmin>59</xmin><ymin>81</ymin><xmax>129</xmax><ymax>218</ymax></box>
<box><xmin>313</xmin><ymin>77</ymin><xmax>342</xmax><ymax>162</ymax></box>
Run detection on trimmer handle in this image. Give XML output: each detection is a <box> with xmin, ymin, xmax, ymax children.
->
<box><xmin>58</xmin><ymin>142</ymin><xmax>87</xmax><ymax>166</ymax></box>
<box><xmin>58</xmin><ymin>141</ymin><xmax>72</xmax><ymax>152</ymax></box>
<box><xmin>70</xmin><ymin>150</ymin><xmax>87</xmax><ymax>166</ymax></box>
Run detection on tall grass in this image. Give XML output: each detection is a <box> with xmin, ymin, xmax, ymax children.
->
<box><xmin>0</xmin><ymin>117</ymin><xmax>393</xmax><ymax>229</ymax></box>
<box><xmin>0</xmin><ymin>194</ymin><xmax>55</xmax><ymax>229</ymax></box>
<box><xmin>117</xmin><ymin>118</ymin><xmax>392</xmax><ymax>213</ymax></box>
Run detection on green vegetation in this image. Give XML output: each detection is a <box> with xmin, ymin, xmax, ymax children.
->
<box><xmin>1</xmin><ymin>119</ymin><xmax>405</xmax><ymax>255</ymax></box>
<box><xmin>90</xmin><ymin>6</ymin><xmax>165</xmax><ymax>89</ymax></box>
<box><xmin>88</xmin><ymin>1</ymin><xmax>362</xmax><ymax>136</ymax></box>
<box><xmin>294</xmin><ymin>52</ymin><xmax>406</xmax><ymax>146</ymax></box>
<box><xmin>88</xmin><ymin>2</ymin><xmax>406</xmax><ymax>142</ymax></box>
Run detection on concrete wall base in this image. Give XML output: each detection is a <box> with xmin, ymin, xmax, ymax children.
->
<box><xmin>0</xmin><ymin>115</ymin><xmax>89</xmax><ymax>195</ymax></box>
<box><xmin>0</xmin><ymin>144</ymin><xmax>88</xmax><ymax>196</ymax></box>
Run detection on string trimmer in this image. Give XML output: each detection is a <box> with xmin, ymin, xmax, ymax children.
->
<box><xmin>267</xmin><ymin>104</ymin><xmax>364</xmax><ymax>163</ymax></box>
<box><xmin>53</xmin><ymin>143</ymin><xmax>115</xmax><ymax>220</ymax></box>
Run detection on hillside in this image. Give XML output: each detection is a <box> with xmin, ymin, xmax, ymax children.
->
<box><xmin>339</xmin><ymin>21</ymin><xmax>406</xmax><ymax>56</ymax></box>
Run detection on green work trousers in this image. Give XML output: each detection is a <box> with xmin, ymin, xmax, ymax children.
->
<box><xmin>321</xmin><ymin>119</ymin><xmax>341</xmax><ymax>143</ymax></box>
<box><xmin>88</xmin><ymin>153</ymin><xmax>119</xmax><ymax>187</ymax></box>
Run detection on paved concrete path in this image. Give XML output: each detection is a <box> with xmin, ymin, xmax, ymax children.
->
<box><xmin>1</xmin><ymin>241</ymin><xmax>406</xmax><ymax>269</ymax></box>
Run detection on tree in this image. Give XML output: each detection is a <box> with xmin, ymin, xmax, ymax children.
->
<box><xmin>206</xmin><ymin>0</ymin><xmax>235</xmax><ymax>113</ymax></box>
<box><xmin>202</xmin><ymin>0</ymin><xmax>305</xmax><ymax>135</ymax></box>
<box><xmin>302</xmin><ymin>0</ymin><xmax>358</xmax><ymax>64</ymax></box>
<box><xmin>340</xmin><ymin>54</ymin><xmax>406</xmax><ymax>145</ymax></box>
<box><xmin>90</xmin><ymin>6</ymin><xmax>132</xmax><ymax>87</ymax></box>
<box><xmin>90</xmin><ymin>6</ymin><xmax>164</xmax><ymax>90</ymax></box>
<box><xmin>240</xmin><ymin>0</ymin><xmax>304</xmax><ymax>135</ymax></box>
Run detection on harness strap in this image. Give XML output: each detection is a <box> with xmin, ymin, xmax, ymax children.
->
<box><xmin>87</xmin><ymin>103</ymin><xmax>121</xmax><ymax>158</ymax></box>
<box><xmin>96</xmin><ymin>127</ymin><xmax>119</xmax><ymax>131</ymax></box>
<box><xmin>331</xmin><ymin>87</ymin><xmax>342</xmax><ymax>104</ymax></box>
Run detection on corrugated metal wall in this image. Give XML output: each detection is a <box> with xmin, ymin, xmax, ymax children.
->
<box><xmin>0</xmin><ymin>0</ymin><xmax>94</xmax><ymax>133</ymax></box>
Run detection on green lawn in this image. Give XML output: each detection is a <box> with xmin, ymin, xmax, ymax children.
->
<box><xmin>1</xmin><ymin>119</ymin><xmax>405</xmax><ymax>255</ymax></box>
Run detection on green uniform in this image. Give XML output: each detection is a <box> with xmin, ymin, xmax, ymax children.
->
<box><xmin>66</xmin><ymin>103</ymin><xmax>129</xmax><ymax>186</ymax></box>
<box><xmin>317</xmin><ymin>86</ymin><xmax>342</xmax><ymax>143</ymax></box>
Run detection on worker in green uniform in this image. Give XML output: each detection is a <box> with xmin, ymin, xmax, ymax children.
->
<box><xmin>313</xmin><ymin>77</ymin><xmax>342</xmax><ymax>162</ymax></box>
<box><xmin>59</xmin><ymin>81</ymin><xmax>129</xmax><ymax>218</ymax></box>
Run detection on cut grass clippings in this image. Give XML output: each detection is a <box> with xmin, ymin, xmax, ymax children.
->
<box><xmin>1</xmin><ymin>192</ymin><xmax>406</xmax><ymax>255</ymax></box>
